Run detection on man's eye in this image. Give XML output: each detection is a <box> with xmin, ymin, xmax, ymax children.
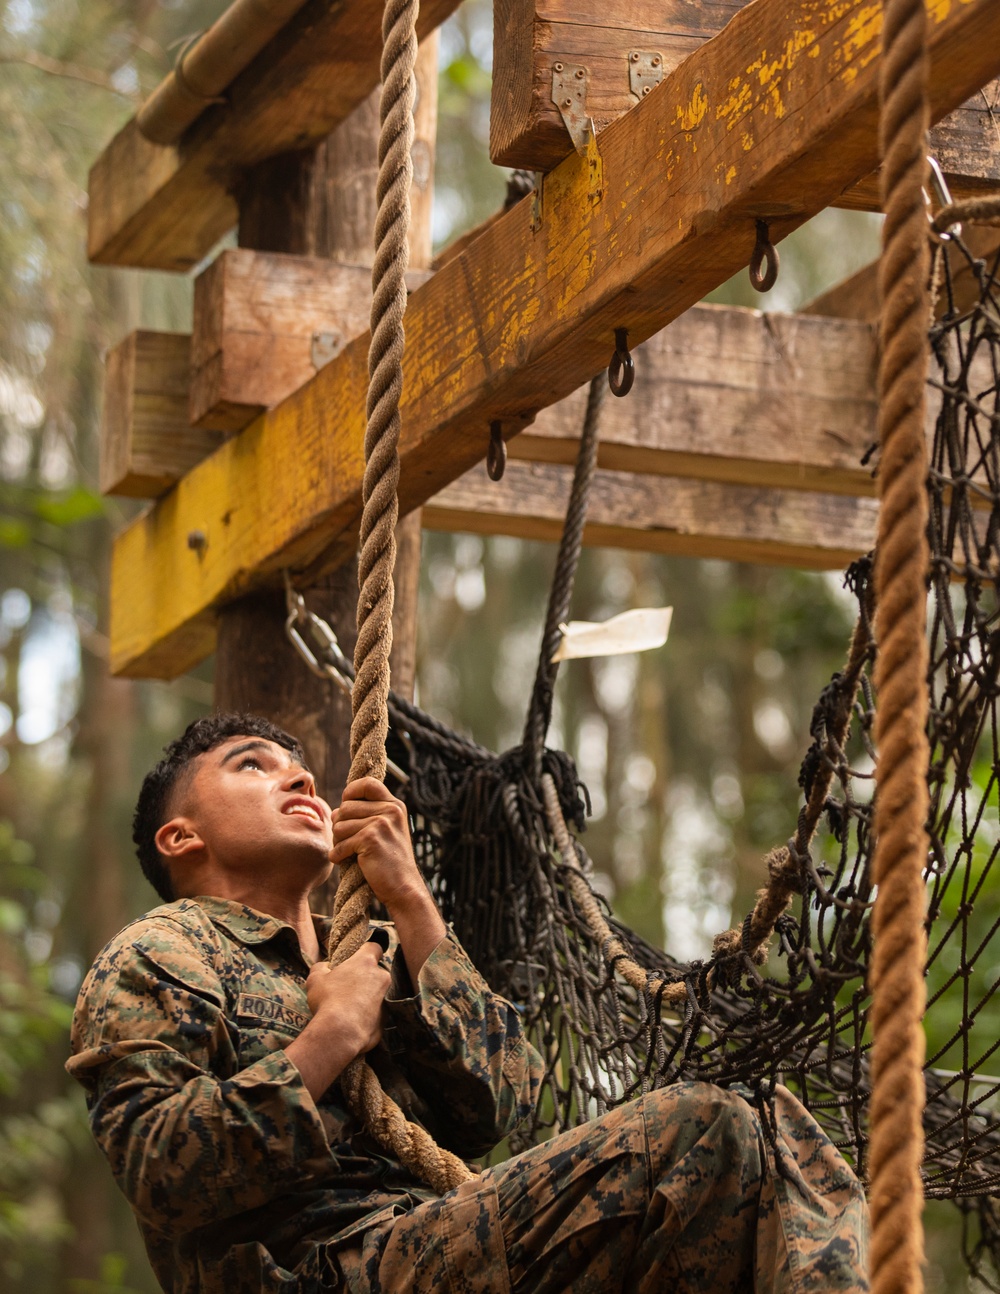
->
<box><xmin>237</xmin><ymin>756</ymin><xmax>264</xmax><ymax>771</ymax></box>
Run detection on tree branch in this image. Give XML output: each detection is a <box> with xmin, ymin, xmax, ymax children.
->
<box><xmin>0</xmin><ymin>49</ymin><xmax>136</xmax><ymax>98</ymax></box>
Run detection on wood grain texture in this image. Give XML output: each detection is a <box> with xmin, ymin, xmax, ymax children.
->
<box><xmin>190</xmin><ymin>252</ymin><xmax>430</xmax><ymax>432</ymax></box>
<box><xmin>425</xmin><ymin>459</ymin><xmax>878</xmax><ymax>569</ymax></box>
<box><xmin>87</xmin><ymin>0</ymin><xmax>459</xmax><ymax>271</ymax></box>
<box><xmin>104</xmin><ymin>305</ymin><xmax>879</xmax><ymax>501</ymax></box>
<box><xmin>518</xmin><ymin>304</ymin><xmax>878</xmax><ymax>495</ymax></box>
<box><xmin>490</xmin><ymin>0</ymin><xmax>744</xmax><ymax>170</ymax></box>
<box><xmin>100</xmin><ymin>331</ymin><xmax>225</xmax><ymax>497</ymax></box>
<box><xmin>490</xmin><ymin>0</ymin><xmax>1000</xmax><ymax>212</ymax></box>
<box><xmin>109</xmin><ymin>0</ymin><xmax>1000</xmax><ymax>678</ymax></box>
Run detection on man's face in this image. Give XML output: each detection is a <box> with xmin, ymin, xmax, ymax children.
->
<box><xmin>167</xmin><ymin>736</ymin><xmax>334</xmax><ymax>885</ymax></box>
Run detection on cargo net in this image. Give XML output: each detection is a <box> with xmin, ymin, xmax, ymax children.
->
<box><xmin>298</xmin><ymin>224</ymin><xmax>1000</xmax><ymax>1275</ymax></box>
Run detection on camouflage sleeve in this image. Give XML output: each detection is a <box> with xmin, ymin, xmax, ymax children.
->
<box><xmin>382</xmin><ymin>933</ymin><xmax>543</xmax><ymax>1157</ymax></box>
<box><xmin>67</xmin><ymin>922</ymin><xmax>334</xmax><ymax>1238</ymax></box>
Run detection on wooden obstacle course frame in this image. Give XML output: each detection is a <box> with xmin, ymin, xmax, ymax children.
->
<box><xmin>104</xmin><ymin>0</ymin><xmax>1000</xmax><ymax>679</ymax></box>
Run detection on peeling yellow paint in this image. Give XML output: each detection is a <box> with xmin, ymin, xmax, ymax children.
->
<box><xmin>741</xmin><ymin>130</ymin><xmax>754</xmax><ymax>152</ymax></box>
<box><xmin>676</xmin><ymin>82</ymin><xmax>709</xmax><ymax>132</ymax></box>
<box><xmin>716</xmin><ymin>79</ymin><xmax>752</xmax><ymax>128</ymax></box>
<box><xmin>726</xmin><ymin>165</ymin><xmax>737</xmax><ymax>185</ymax></box>
<box><xmin>927</xmin><ymin>0</ymin><xmax>975</xmax><ymax>21</ymax></box>
<box><xmin>500</xmin><ymin>294</ymin><xmax>541</xmax><ymax>355</ymax></box>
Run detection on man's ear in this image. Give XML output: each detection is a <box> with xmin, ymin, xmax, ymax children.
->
<box><xmin>155</xmin><ymin>818</ymin><xmax>205</xmax><ymax>860</ymax></box>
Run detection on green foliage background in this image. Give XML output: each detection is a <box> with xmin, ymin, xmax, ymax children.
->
<box><xmin>0</xmin><ymin>0</ymin><xmax>983</xmax><ymax>1287</ymax></box>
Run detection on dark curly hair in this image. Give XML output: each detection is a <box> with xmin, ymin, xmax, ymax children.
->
<box><xmin>133</xmin><ymin>713</ymin><xmax>305</xmax><ymax>903</ymax></box>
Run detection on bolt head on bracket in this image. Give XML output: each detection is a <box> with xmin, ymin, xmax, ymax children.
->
<box><xmin>551</xmin><ymin>63</ymin><xmax>595</xmax><ymax>156</ymax></box>
<box><xmin>628</xmin><ymin>50</ymin><xmax>663</xmax><ymax>101</ymax></box>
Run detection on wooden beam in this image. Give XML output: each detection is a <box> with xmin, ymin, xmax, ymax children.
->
<box><xmin>100</xmin><ymin>331</ymin><xmax>224</xmax><ymax>497</ymax></box>
<box><xmin>490</xmin><ymin>0</ymin><xmax>742</xmax><ymax>170</ymax></box>
<box><xmin>490</xmin><ymin>0</ymin><xmax>1000</xmax><ymax>211</ymax></box>
<box><xmin>108</xmin><ymin>0</ymin><xmax>1000</xmax><ymax>678</ymax></box>
<box><xmin>100</xmin><ymin>302</ymin><xmax>880</xmax><ymax>501</ymax></box>
<box><xmin>425</xmin><ymin>460</ymin><xmax>877</xmax><ymax>570</ymax></box>
<box><xmin>517</xmin><ymin>305</ymin><xmax>877</xmax><ymax>496</ymax></box>
<box><xmin>87</xmin><ymin>0</ymin><xmax>459</xmax><ymax>272</ymax></box>
<box><xmin>190</xmin><ymin>252</ymin><xmax>429</xmax><ymax>433</ymax></box>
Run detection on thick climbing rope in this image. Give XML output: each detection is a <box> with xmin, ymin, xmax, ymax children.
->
<box><xmin>326</xmin><ymin>0</ymin><xmax>472</xmax><ymax>1196</ymax></box>
<box><xmin>869</xmin><ymin>0</ymin><xmax>932</xmax><ymax>1289</ymax></box>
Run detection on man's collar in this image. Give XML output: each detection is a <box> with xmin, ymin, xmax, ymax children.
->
<box><xmin>189</xmin><ymin>895</ymin><xmax>332</xmax><ymax>948</ymax></box>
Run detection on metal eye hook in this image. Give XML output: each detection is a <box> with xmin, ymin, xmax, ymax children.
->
<box><xmin>608</xmin><ymin>327</ymin><xmax>635</xmax><ymax>397</ymax></box>
<box><xmin>924</xmin><ymin>155</ymin><xmax>962</xmax><ymax>242</ymax></box>
<box><xmin>487</xmin><ymin>420</ymin><xmax>507</xmax><ymax>480</ymax></box>
<box><xmin>749</xmin><ymin>220</ymin><xmax>779</xmax><ymax>292</ymax></box>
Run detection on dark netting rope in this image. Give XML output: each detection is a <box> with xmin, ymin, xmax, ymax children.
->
<box><xmin>301</xmin><ymin>219</ymin><xmax>1000</xmax><ymax>1280</ymax></box>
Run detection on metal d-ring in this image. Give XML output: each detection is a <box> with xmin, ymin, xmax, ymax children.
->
<box><xmin>487</xmin><ymin>420</ymin><xmax>507</xmax><ymax>480</ymax></box>
<box><xmin>608</xmin><ymin>328</ymin><xmax>634</xmax><ymax>397</ymax></box>
<box><xmin>749</xmin><ymin>219</ymin><xmax>779</xmax><ymax>292</ymax></box>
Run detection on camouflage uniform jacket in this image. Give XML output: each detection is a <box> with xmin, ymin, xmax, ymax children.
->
<box><xmin>66</xmin><ymin>896</ymin><xmax>543</xmax><ymax>1294</ymax></box>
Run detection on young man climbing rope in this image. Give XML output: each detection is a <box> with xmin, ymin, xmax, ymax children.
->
<box><xmin>67</xmin><ymin>713</ymin><xmax>869</xmax><ymax>1293</ymax></box>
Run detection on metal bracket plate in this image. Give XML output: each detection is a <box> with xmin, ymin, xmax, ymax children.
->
<box><xmin>551</xmin><ymin>62</ymin><xmax>595</xmax><ymax>156</ymax></box>
<box><xmin>628</xmin><ymin>50</ymin><xmax>663</xmax><ymax>101</ymax></box>
<box><xmin>310</xmin><ymin>331</ymin><xmax>343</xmax><ymax>370</ymax></box>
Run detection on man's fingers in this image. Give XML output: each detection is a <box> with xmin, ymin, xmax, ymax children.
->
<box><xmin>341</xmin><ymin>777</ymin><xmax>394</xmax><ymax>804</ymax></box>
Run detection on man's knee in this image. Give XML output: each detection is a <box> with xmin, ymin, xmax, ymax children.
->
<box><xmin>640</xmin><ymin>1083</ymin><xmax>764</xmax><ymax>1200</ymax></box>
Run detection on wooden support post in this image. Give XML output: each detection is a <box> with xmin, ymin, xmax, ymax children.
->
<box><xmin>490</xmin><ymin>0</ymin><xmax>1000</xmax><ymax>209</ymax></box>
<box><xmin>213</xmin><ymin>34</ymin><xmax>437</xmax><ymax>804</ymax></box>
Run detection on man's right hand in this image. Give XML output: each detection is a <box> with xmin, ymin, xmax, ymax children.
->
<box><xmin>286</xmin><ymin>942</ymin><xmax>391</xmax><ymax>1101</ymax></box>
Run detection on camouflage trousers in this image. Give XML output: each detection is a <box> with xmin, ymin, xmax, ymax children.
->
<box><xmin>338</xmin><ymin>1082</ymin><xmax>869</xmax><ymax>1293</ymax></box>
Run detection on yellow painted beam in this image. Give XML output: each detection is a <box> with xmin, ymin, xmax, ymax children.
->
<box><xmin>110</xmin><ymin>0</ymin><xmax>1000</xmax><ymax>678</ymax></box>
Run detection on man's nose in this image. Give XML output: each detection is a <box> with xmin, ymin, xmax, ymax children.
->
<box><xmin>283</xmin><ymin>765</ymin><xmax>317</xmax><ymax>796</ymax></box>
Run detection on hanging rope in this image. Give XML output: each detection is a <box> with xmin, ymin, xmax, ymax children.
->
<box><xmin>869</xmin><ymin>0</ymin><xmax>932</xmax><ymax>1289</ymax></box>
<box><xmin>523</xmin><ymin>374</ymin><xmax>606</xmax><ymax>777</ymax></box>
<box><xmin>325</xmin><ymin>0</ymin><xmax>471</xmax><ymax>1196</ymax></box>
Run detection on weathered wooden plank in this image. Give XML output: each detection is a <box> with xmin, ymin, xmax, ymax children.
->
<box><xmin>87</xmin><ymin>0</ymin><xmax>460</xmax><ymax>271</ymax></box>
<box><xmin>103</xmin><ymin>305</ymin><xmax>880</xmax><ymax>500</ymax></box>
<box><xmin>425</xmin><ymin>460</ymin><xmax>878</xmax><ymax>570</ymax></box>
<box><xmin>517</xmin><ymin>305</ymin><xmax>877</xmax><ymax>495</ymax></box>
<box><xmin>100</xmin><ymin>331</ymin><xmax>225</xmax><ymax>498</ymax></box>
<box><xmin>109</xmin><ymin>0</ymin><xmax>1000</xmax><ymax>678</ymax></box>
<box><xmin>836</xmin><ymin>83</ymin><xmax>1000</xmax><ymax>210</ymax></box>
<box><xmin>190</xmin><ymin>252</ymin><xmax>430</xmax><ymax>432</ymax></box>
<box><xmin>490</xmin><ymin>0</ymin><xmax>1000</xmax><ymax>211</ymax></box>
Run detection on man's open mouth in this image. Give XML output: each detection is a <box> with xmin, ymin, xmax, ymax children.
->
<box><xmin>282</xmin><ymin>800</ymin><xmax>324</xmax><ymax>825</ymax></box>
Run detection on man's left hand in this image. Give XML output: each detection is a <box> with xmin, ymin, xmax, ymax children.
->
<box><xmin>331</xmin><ymin>778</ymin><xmax>447</xmax><ymax>978</ymax></box>
<box><xmin>331</xmin><ymin>778</ymin><xmax>426</xmax><ymax>913</ymax></box>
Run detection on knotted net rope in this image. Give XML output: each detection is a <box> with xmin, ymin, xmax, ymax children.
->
<box><xmin>869</xmin><ymin>0</ymin><xmax>932</xmax><ymax>1288</ymax></box>
<box><xmin>325</xmin><ymin>0</ymin><xmax>471</xmax><ymax>1196</ymax></box>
